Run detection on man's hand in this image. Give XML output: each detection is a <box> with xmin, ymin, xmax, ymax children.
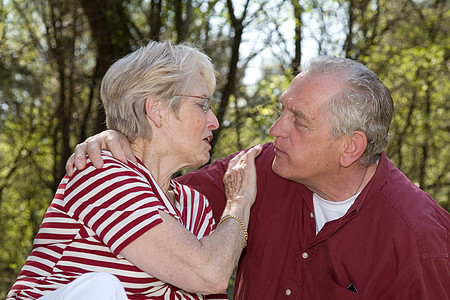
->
<box><xmin>65</xmin><ymin>130</ymin><xmax>135</xmax><ymax>177</ymax></box>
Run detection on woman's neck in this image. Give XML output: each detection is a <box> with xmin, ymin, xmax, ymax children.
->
<box><xmin>131</xmin><ymin>138</ymin><xmax>177</xmax><ymax>197</ymax></box>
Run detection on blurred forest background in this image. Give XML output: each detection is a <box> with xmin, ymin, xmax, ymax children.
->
<box><xmin>0</xmin><ymin>0</ymin><xmax>449</xmax><ymax>297</ymax></box>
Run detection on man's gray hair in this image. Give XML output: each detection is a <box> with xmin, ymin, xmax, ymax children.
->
<box><xmin>304</xmin><ymin>56</ymin><xmax>394</xmax><ymax>165</ymax></box>
<box><xmin>101</xmin><ymin>40</ymin><xmax>216</xmax><ymax>141</ymax></box>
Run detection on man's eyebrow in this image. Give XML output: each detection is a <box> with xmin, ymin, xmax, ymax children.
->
<box><xmin>280</xmin><ymin>94</ymin><xmax>311</xmax><ymax>123</ymax></box>
<box><xmin>290</xmin><ymin>106</ymin><xmax>310</xmax><ymax>123</ymax></box>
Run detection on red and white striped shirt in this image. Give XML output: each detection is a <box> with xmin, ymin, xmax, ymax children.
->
<box><xmin>7</xmin><ymin>152</ymin><xmax>227</xmax><ymax>300</ymax></box>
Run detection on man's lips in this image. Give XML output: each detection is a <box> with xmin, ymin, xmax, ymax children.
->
<box><xmin>273</xmin><ymin>143</ymin><xmax>287</xmax><ymax>155</ymax></box>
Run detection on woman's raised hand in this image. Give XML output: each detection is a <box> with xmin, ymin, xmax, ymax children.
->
<box><xmin>223</xmin><ymin>145</ymin><xmax>262</xmax><ymax>210</ymax></box>
<box><xmin>65</xmin><ymin>130</ymin><xmax>135</xmax><ymax>176</ymax></box>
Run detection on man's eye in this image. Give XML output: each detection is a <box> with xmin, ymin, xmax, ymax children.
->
<box><xmin>294</xmin><ymin>118</ymin><xmax>306</xmax><ymax>128</ymax></box>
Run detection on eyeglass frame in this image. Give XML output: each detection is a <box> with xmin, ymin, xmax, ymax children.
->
<box><xmin>174</xmin><ymin>94</ymin><xmax>211</xmax><ymax>113</ymax></box>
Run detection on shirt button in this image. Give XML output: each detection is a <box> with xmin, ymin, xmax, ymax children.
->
<box><xmin>310</xmin><ymin>212</ymin><xmax>314</xmax><ymax>218</ymax></box>
<box><xmin>285</xmin><ymin>289</ymin><xmax>291</xmax><ymax>296</ymax></box>
<box><xmin>302</xmin><ymin>252</ymin><xmax>308</xmax><ymax>259</ymax></box>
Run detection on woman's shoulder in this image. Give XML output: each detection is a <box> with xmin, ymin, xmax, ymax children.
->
<box><xmin>65</xmin><ymin>150</ymin><xmax>151</xmax><ymax>196</ymax></box>
<box><xmin>77</xmin><ymin>150</ymin><xmax>144</xmax><ymax>177</ymax></box>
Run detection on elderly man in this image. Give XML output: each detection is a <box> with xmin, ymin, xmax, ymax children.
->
<box><xmin>67</xmin><ymin>56</ymin><xmax>449</xmax><ymax>299</ymax></box>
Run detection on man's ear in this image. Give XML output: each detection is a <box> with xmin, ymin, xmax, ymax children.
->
<box><xmin>144</xmin><ymin>96</ymin><xmax>163</xmax><ymax>128</ymax></box>
<box><xmin>340</xmin><ymin>130</ymin><xmax>367</xmax><ymax>167</ymax></box>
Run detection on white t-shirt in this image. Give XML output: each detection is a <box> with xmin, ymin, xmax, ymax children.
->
<box><xmin>313</xmin><ymin>192</ymin><xmax>360</xmax><ymax>234</ymax></box>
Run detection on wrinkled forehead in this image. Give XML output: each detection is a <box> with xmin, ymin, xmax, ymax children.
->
<box><xmin>279</xmin><ymin>74</ymin><xmax>345</xmax><ymax>128</ymax></box>
<box><xmin>282</xmin><ymin>73</ymin><xmax>343</xmax><ymax>104</ymax></box>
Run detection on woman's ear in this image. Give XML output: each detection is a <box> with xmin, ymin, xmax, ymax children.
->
<box><xmin>340</xmin><ymin>130</ymin><xmax>368</xmax><ymax>167</ymax></box>
<box><xmin>144</xmin><ymin>96</ymin><xmax>163</xmax><ymax>128</ymax></box>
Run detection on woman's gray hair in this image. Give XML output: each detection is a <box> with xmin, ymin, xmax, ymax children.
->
<box><xmin>304</xmin><ymin>56</ymin><xmax>394</xmax><ymax>165</ymax></box>
<box><xmin>100</xmin><ymin>40</ymin><xmax>216</xmax><ymax>141</ymax></box>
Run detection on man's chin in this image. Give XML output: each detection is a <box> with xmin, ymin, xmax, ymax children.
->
<box><xmin>271</xmin><ymin>159</ymin><xmax>284</xmax><ymax>176</ymax></box>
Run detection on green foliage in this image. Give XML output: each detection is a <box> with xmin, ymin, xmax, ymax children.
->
<box><xmin>0</xmin><ymin>0</ymin><xmax>448</xmax><ymax>298</ymax></box>
<box><xmin>360</xmin><ymin>0</ymin><xmax>450</xmax><ymax>210</ymax></box>
<box><xmin>212</xmin><ymin>68</ymin><xmax>290</xmax><ymax>159</ymax></box>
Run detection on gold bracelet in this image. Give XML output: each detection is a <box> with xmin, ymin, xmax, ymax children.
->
<box><xmin>218</xmin><ymin>215</ymin><xmax>248</xmax><ymax>247</ymax></box>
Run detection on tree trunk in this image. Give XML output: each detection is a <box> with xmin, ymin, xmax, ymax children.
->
<box><xmin>210</xmin><ymin>0</ymin><xmax>249</xmax><ymax>152</ymax></box>
<box><xmin>149</xmin><ymin>0</ymin><xmax>163</xmax><ymax>41</ymax></box>
<box><xmin>174</xmin><ymin>0</ymin><xmax>192</xmax><ymax>42</ymax></box>
<box><xmin>80</xmin><ymin>0</ymin><xmax>134</xmax><ymax>134</ymax></box>
<box><xmin>291</xmin><ymin>0</ymin><xmax>303</xmax><ymax>75</ymax></box>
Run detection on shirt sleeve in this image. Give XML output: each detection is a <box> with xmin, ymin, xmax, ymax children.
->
<box><xmin>173</xmin><ymin>181</ymin><xmax>216</xmax><ymax>237</ymax></box>
<box><xmin>388</xmin><ymin>256</ymin><xmax>450</xmax><ymax>299</ymax></box>
<box><xmin>176</xmin><ymin>155</ymin><xmax>232</xmax><ymax>223</ymax></box>
<box><xmin>63</xmin><ymin>154</ymin><xmax>165</xmax><ymax>256</ymax></box>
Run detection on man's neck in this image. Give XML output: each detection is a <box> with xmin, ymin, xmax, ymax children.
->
<box><xmin>306</xmin><ymin>163</ymin><xmax>377</xmax><ymax>202</ymax></box>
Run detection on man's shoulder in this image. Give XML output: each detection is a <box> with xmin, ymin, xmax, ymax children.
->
<box><xmin>373</xmin><ymin>153</ymin><xmax>438</xmax><ymax>209</ymax></box>
<box><xmin>368</xmin><ymin>154</ymin><xmax>449</xmax><ymax>257</ymax></box>
<box><xmin>376</xmin><ymin>154</ymin><xmax>446</xmax><ymax>218</ymax></box>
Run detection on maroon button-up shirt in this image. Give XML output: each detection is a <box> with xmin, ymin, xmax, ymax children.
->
<box><xmin>177</xmin><ymin>142</ymin><xmax>450</xmax><ymax>299</ymax></box>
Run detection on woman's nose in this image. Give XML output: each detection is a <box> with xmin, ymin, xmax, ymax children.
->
<box><xmin>207</xmin><ymin>110</ymin><xmax>220</xmax><ymax>130</ymax></box>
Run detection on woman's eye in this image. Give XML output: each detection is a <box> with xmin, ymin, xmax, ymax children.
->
<box><xmin>200</xmin><ymin>99</ymin><xmax>209</xmax><ymax>113</ymax></box>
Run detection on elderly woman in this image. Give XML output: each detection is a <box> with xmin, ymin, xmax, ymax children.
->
<box><xmin>7</xmin><ymin>41</ymin><xmax>261</xmax><ymax>300</ymax></box>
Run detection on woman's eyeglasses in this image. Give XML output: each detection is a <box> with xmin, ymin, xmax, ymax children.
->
<box><xmin>175</xmin><ymin>94</ymin><xmax>211</xmax><ymax>113</ymax></box>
